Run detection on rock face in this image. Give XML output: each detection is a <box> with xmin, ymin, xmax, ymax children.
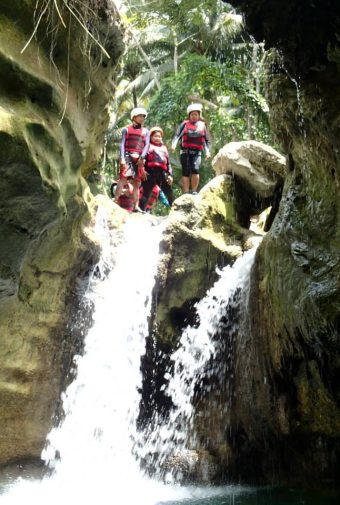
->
<box><xmin>140</xmin><ymin>173</ymin><xmax>265</xmax><ymax>481</ymax></box>
<box><xmin>152</xmin><ymin>175</ymin><xmax>253</xmax><ymax>347</ymax></box>
<box><xmin>0</xmin><ymin>1</ymin><xmax>124</xmax><ymax>465</ymax></box>
<box><xmin>196</xmin><ymin>0</ymin><xmax>340</xmax><ymax>486</ymax></box>
<box><xmin>0</xmin><ymin>0</ymin><xmax>339</xmax><ymax>490</ymax></box>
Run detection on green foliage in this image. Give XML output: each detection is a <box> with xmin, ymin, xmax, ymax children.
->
<box><xmin>103</xmin><ymin>1</ymin><xmax>274</xmax><ymax>214</ymax></box>
<box><xmin>146</xmin><ymin>53</ymin><xmax>272</xmax><ymax>151</ymax></box>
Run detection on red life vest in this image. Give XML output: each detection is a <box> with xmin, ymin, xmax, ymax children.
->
<box><xmin>181</xmin><ymin>120</ymin><xmax>206</xmax><ymax>150</ymax></box>
<box><xmin>147</xmin><ymin>142</ymin><xmax>169</xmax><ymax>171</ymax></box>
<box><xmin>125</xmin><ymin>124</ymin><xmax>147</xmax><ymax>154</ymax></box>
<box><xmin>119</xmin><ymin>194</ymin><xmax>134</xmax><ymax>212</ymax></box>
<box><xmin>118</xmin><ymin>183</ymin><xmax>134</xmax><ymax>212</ymax></box>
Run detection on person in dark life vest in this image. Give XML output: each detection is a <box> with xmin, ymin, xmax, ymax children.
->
<box><xmin>171</xmin><ymin>103</ymin><xmax>211</xmax><ymax>195</ymax></box>
<box><xmin>139</xmin><ymin>126</ymin><xmax>174</xmax><ymax>212</ymax></box>
<box><xmin>114</xmin><ymin>107</ymin><xmax>150</xmax><ymax>213</ymax></box>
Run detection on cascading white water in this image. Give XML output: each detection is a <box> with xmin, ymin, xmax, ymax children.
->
<box><xmin>1</xmin><ymin>208</ymin><xmax>258</xmax><ymax>505</ymax></box>
<box><xmin>1</xmin><ymin>211</ymin><xmax>169</xmax><ymax>504</ymax></box>
<box><xmin>40</xmin><ymin>211</ymin><xmax>163</xmax><ymax>487</ymax></box>
<box><xmin>136</xmin><ymin>247</ymin><xmax>258</xmax><ymax>483</ymax></box>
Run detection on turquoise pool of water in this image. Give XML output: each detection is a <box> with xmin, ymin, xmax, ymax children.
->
<box><xmin>156</xmin><ymin>486</ymin><xmax>340</xmax><ymax>505</ymax></box>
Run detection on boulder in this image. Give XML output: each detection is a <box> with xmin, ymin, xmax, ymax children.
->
<box><xmin>212</xmin><ymin>140</ymin><xmax>286</xmax><ymax>198</ymax></box>
<box><xmin>212</xmin><ymin>141</ymin><xmax>286</xmax><ymax>228</ymax></box>
<box><xmin>152</xmin><ymin>174</ymin><xmax>254</xmax><ymax>346</ymax></box>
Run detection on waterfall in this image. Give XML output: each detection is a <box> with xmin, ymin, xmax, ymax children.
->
<box><xmin>1</xmin><ymin>208</ymin><xmax>257</xmax><ymax>504</ymax></box>
<box><xmin>1</xmin><ymin>211</ymin><xmax>167</xmax><ymax>504</ymax></box>
<box><xmin>40</xmin><ymin>211</ymin><xmax>164</xmax><ymax>486</ymax></box>
<box><xmin>136</xmin><ymin>248</ymin><xmax>258</xmax><ymax>483</ymax></box>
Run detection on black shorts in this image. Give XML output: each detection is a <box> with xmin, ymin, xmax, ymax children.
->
<box><xmin>120</xmin><ymin>152</ymin><xmax>139</xmax><ymax>179</ymax></box>
<box><xmin>180</xmin><ymin>150</ymin><xmax>202</xmax><ymax>176</ymax></box>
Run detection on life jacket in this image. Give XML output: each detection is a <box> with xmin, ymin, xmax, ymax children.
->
<box><xmin>146</xmin><ymin>142</ymin><xmax>168</xmax><ymax>171</ymax></box>
<box><xmin>125</xmin><ymin>124</ymin><xmax>147</xmax><ymax>154</ymax></box>
<box><xmin>181</xmin><ymin>120</ymin><xmax>206</xmax><ymax>150</ymax></box>
<box><xmin>118</xmin><ymin>183</ymin><xmax>134</xmax><ymax>212</ymax></box>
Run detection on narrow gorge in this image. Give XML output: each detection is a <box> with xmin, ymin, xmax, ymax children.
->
<box><xmin>0</xmin><ymin>0</ymin><xmax>339</xmax><ymax>493</ymax></box>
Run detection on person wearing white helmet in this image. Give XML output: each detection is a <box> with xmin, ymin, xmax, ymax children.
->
<box><xmin>130</xmin><ymin>107</ymin><xmax>148</xmax><ymax>120</ymax></box>
<box><xmin>186</xmin><ymin>103</ymin><xmax>203</xmax><ymax>116</ymax></box>
<box><xmin>114</xmin><ymin>107</ymin><xmax>150</xmax><ymax>213</ymax></box>
<box><xmin>171</xmin><ymin>103</ymin><xmax>211</xmax><ymax>195</ymax></box>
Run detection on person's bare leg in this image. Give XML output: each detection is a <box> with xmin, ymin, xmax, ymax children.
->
<box><xmin>182</xmin><ymin>176</ymin><xmax>190</xmax><ymax>193</ymax></box>
<box><xmin>132</xmin><ymin>179</ymin><xmax>141</xmax><ymax>209</ymax></box>
<box><xmin>191</xmin><ymin>174</ymin><xmax>199</xmax><ymax>193</ymax></box>
<box><xmin>114</xmin><ymin>177</ymin><xmax>127</xmax><ymax>202</ymax></box>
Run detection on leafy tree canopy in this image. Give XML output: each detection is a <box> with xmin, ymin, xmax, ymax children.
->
<box><xmin>98</xmin><ymin>0</ymin><xmax>273</xmax><ymax>209</ymax></box>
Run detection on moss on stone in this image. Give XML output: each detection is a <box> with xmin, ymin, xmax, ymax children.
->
<box><xmin>152</xmin><ymin>176</ymin><xmax>252</xmax><ymax>346</ymax></box>
<box><xmin>296</xmin><ymin>361</ymin><xmax>340</xmax><ymax>434</ymax></box>
<box><xmin>0</xmin><ymin>1</ymin><xmax>125</xmax><ymax>465</ymax></box>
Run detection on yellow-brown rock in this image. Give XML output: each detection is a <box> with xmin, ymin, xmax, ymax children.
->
<box><xmin>0</xmin><ymin>1</ymin><xmax>125</xmax><ymax>465</ymax></box>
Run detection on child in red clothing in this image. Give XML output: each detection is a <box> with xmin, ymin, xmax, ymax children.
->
<box><xmin>111</xmin><ymin>181</ymin><xmax>134</xmax><ymax>212</ymax></box>
<box><xmin>139</xmin><ymin>126</ymin><xmax>173</xmax><ymax>211</ymax></box>
<box><xmin>111</xmin><ymin>182</ymin><xmax>169</xmax><ymax>214</ymax></box>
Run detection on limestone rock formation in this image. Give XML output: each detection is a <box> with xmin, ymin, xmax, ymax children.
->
<box><xmin>152</xmin><ymin>175</ymin><xmax>253</xmax><ymax>347</ymax></box>
<box><xmin>0</xmin><ymin>1</ymin><xmax>124</xmax><ymax>465</ymax></box>
<box><xmin>213</xmin><ymin>140</ymin><xmax>286</xmax><ymax>197</ymax></box>
<box><xmin>212</xmin><ymin>140</ymin><xmax>286</xmax><ymax>229</ymax></box>
<box><xmin>200</xmin><ymin>0</ymin><xmax>340</xmax><ymax>486</ymax></box>
<box><xmin>142</xmin><ymin>164</ymin><xmax>276</xmax><ymax>483</ymax></box>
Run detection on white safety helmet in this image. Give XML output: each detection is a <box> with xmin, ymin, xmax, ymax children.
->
<box><xmin>187</xmin><ymin>103</ymin><xmax>203</xmax><ymax>116</ymax></box>
<box><xmin>131</xmin><ymin>107</ymin><xmax>147</xmax><ymax>120</ymax></box>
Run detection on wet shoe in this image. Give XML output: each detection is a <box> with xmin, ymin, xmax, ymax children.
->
<box><xmin>133</xmin><ymin>206</ymin><xmax>145</xmax><ymax>214</ymax></box>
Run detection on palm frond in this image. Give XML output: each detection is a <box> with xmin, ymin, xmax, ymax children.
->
<box><xmin>139</xmin><ymin>61</ymin><xmax>175</xmax><ymax>98</ymax></box>
<box><xmin>211</xmin><ymin>13</ymin><xmax>243</xmax><ymax>38</ymax></box>
<box><xmin>116</xmin><ymin>59</ymin><xmax>176</xmax><ymax>102</ymax></box>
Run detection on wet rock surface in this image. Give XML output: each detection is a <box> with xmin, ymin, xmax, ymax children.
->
<box><xmin>0</xmin><ymin>0</ymin><xmax>339</xmax><ymax>490</ymax></box>
<box><xmin>0</xmin><ymin>1</ymin><xmax>124</xmax><ymax>465</ymax></box>
<box><xmin>151</xmin><ymin>175</ymin><xmax>254</xmax><ymax>347</ymax></box>
<box><xmin>209</xmin><ymin>0</ymin><xmax>340</xmax><ymax>487</ymax></box>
